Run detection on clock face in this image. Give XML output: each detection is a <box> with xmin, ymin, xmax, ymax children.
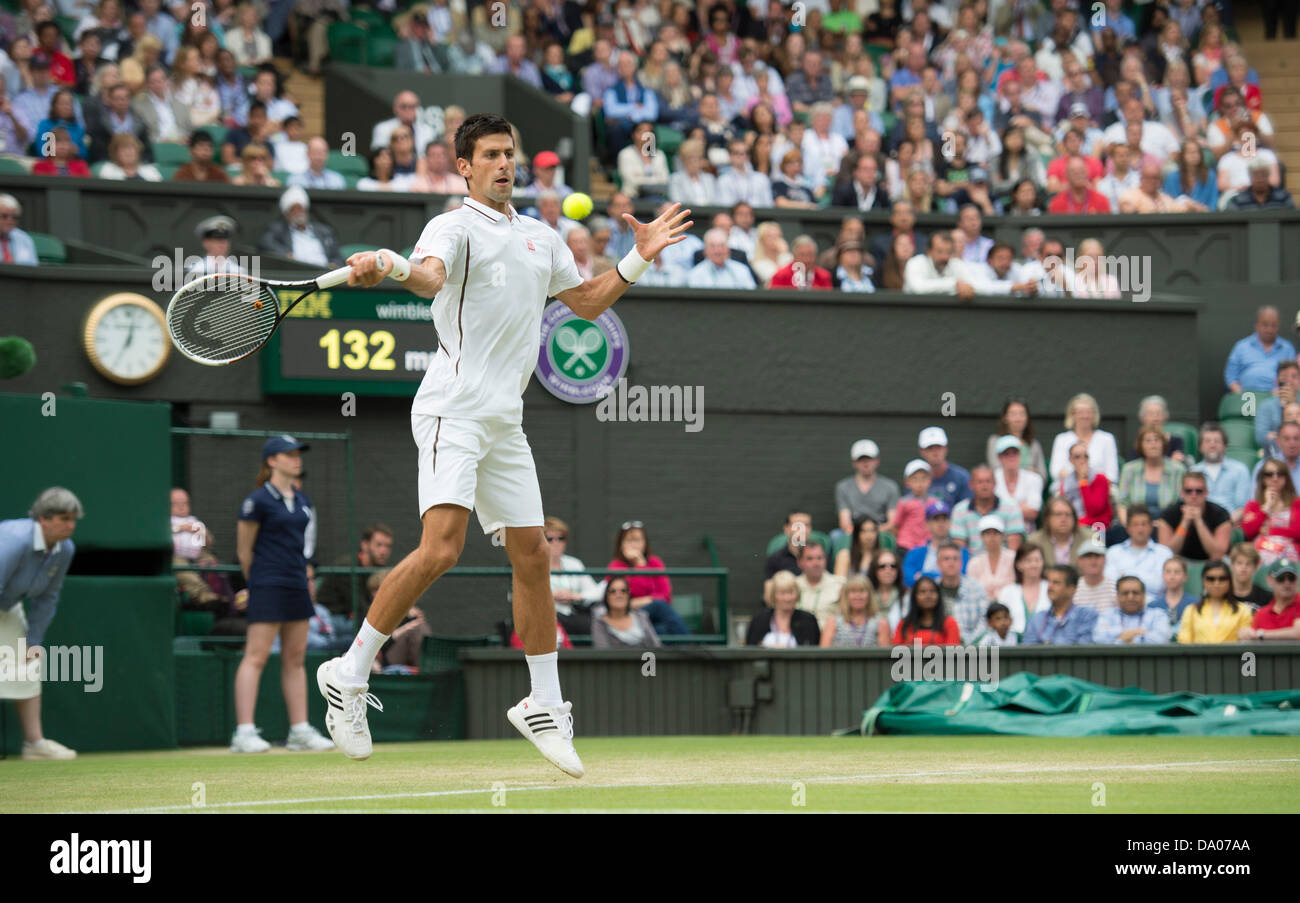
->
<box><xmin>84</xmin><ymin>295</ymin><xmax>171</xmax><ymax>384</ymax></box>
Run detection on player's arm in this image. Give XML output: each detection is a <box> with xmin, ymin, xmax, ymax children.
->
<box><xmin>346</xmin><ymin>250</ymin><xmax>447</xmax><ymax>299</ymax></box>
<box><xmin>555</xmin><ymin>203</ymin><xmax>694</xmax><ymax>321</ymax></box>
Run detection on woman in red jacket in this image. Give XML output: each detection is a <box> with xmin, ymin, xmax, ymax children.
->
<box><xmin>30</xmin><ymin>127</ymin><xmax>90</xmax><ymax>177</ymax></box>
<box><xmin>606</xmin><ymin>521</ymin><xmax>690</xmax><ymax>635</ymax></box>
<box><xmin>891</xmin><ymin>576</ymin><xmax>962</xmax><ymax>645</ymax></box>
<box><xmin>1241</xmin><ymin>459</ymin><xmax>1300</xmax><ymax>566</ymax></box>
<box><xmin>1058</xmin><ymin>441</ymin><xmax>1113</xmax><ymax>530</ymax></box>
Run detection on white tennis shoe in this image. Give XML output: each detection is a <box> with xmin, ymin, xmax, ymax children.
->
<box><xmin>317</xmin><ymin>657</ymin><xmax>383</xmax><ymax>760</ymax></box>
<box><xmin>286</xmin><ymin>723</ymin><xmax>335</xmax><ymax>751</ymax></box>
<box><xmin>230</xmin><ymin>726</ymin><xmax>271</xmax><ymax>753</ymax></box>
<box><xmin>506</xmin><ymin>696</ymin><xmax>584</xmax><ymax>779</ymax></box>
<box><xmin>22</xmin><ymin>738</ymin><xmax>76</xmax><ymax>760</ymax></box>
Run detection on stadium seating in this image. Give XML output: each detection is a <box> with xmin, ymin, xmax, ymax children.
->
<box><xmin>339</xmin><ymin>242</ymin><xmax>381</xmax><ymax>259</ymax></box>
<box><xmin>328</xmin><ymin>150</ymin><xmax>367</xmax><ymax>179</ymax></box>
<box><xmin>30</xmin><ymin>232</ymin><xmax>66</xmax><ymax>264</ymax></box>
<box><xmin>1165</xmin><ymin>422</ymin><xmax>1200</xmax><ymax>457</ymax></box>
<box><xmin>0</xmin><ymin>158</ymin><xmax>28</xmax><ymax>174</ymax></box>
<box><xmin>1219</xmin><ymin>394</ymin><xmax>1255</xmax><ymax>421</ymax></box>
<box><xmin>327</xmin><ymin>21</ymin><xmax>368</xmax><ymax>65</ymax></box>
<box><xmin>153</xmin><ymin>143</ymin><xmax>193</xmax><ymax>167</ymax></box>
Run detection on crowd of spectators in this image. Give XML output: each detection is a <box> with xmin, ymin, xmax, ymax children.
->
<box><xmin>754</xmin><ymin>322</ymin><xmax>1300</xmax><ymax>648</ymax></box>
<box><xmin>4</xmin><ymin>1</ymin><xmax>1296</xmax><ymax>288</ymax></box>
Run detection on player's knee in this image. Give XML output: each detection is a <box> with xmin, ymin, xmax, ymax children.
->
<box><xmin>507</xmin><ymin>536</ymin><xmax>549</xmax><ymax>573</ymax></box>
<box><xmin>414</xmin><ymin>542</ymin><xmax>460</xmax><ymax>580</ymax></box>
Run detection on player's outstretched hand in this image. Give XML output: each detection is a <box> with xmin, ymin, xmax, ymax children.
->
<box><xmin>347</xmin><ymin>250</ymin><xmax>393</xmax><ymax>288</ymax></box>
<box><xmin>624</xmin><ymin>203</ymin><xmax>693</xmax><ymax>261</ymax></box>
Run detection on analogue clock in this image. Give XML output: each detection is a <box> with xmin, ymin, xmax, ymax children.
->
<box><xmin>82</xmin><ymin>293</ymin><xmax>171</xmax><ymax>385</ymax></box>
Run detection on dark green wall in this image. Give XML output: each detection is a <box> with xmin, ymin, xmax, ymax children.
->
<box><xmin>2</xmin><ymin>576</ymin><xmax>176</xmax><ymax>754</ymax></box>
<box><xmin>461</xmin><ymin>646</ymin><xmax>1300</xmax><ymax>738</ymax></box>
<box><xmin>0</xmin><ymin>393</ymin><xmax>171</xmax><ymax>556</ymax></box>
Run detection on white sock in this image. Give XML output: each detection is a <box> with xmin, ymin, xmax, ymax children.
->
<box><xmin>289</xmin><ymin>722</ymin><xmax>309</xmax><ymax>732</ymax></box>
<box><xmin>526</xmin><ymin>651</ymin><xmax>563</xmax><ymax>707</ymax></box>
<box><xmin>341</xmin><ymin>620</ymin><xmax>389</xmax><ymax>683</ymax></box>
<box><xmin>235</xmin><ymin>723</ymin><xmax>256</xmax><ymax>734</ymax></box>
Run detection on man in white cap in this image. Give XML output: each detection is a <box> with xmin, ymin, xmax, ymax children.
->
<box><xmin>1072</xmin><ymin>533</ymin><xmax>1117</xmax><ymax>614</ymax></box>
<box><xmin>258</xmin><ymin>186</ymin><xmax>340</xmax><ymax>267</ymax></box>
<box><xmin>187</xmin><ymin>215</ymin><xmax>246</xmax><ymax>278</ymax></box>
<box><xmin>835</xmin><ymin>439</ymin><xmax>900</xmax><ymax>538</ymax></box>
<box><xmin>918</xmin><ymin>426</ymin><xmax>972</xmax><ymax>508</ymax></box>
<box><xmin>831</xmin><ymin>75</ymin><xmax>884</xmax><ymax>145</ymax></box>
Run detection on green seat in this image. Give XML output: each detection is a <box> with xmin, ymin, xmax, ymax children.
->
<box><xmin>238</xmin><ymin>65</ymin><xmax>260</xmax><ymax>81</ymax></box>
<box><xmin>366</xmin><ymin>31</ymin><xmax>397</xmax><ymax>67</ymax></box>
<box><xmin>91</xmin><ymin>160</ymin><xmax>110</xmax><ymax>177</ymax></box>
<box><xmin>653</xmin><ymin>125</ymin><xmax>684</xmax><ymax>161</ymax></box>
<box><xmin>179</xmin><ymin>610</ymin><xmax>214</xmax><ymax>636</ymax></box>
<box><xmin>1254</xmin><ymin>562</ymin><xmax>1272</xmax><ymax>590</ymax></box>
<box><xmin>272</xmin><ymin>169</ymin><xmax>291</xmax><ymax>185</ymax></box>
<box><xmin>0</xmin><ymin>157</ymin><xmax>28</xmax><ymax>174</ymax></box>
<box><xmin>1226</xmin><ymin>447</ymin><xmax>1261</xmax><ymax>470</ymax></box>
<box><xmin>400</xmin><ymin>245</ymin><xmax>415</xmax><ymax>258</ymax></box>
<box><xmin>328</xmin><ymin>21</ymin><xmax>368</xmax><ymax>64</ymax></box>
<box><xmin>1218</xmin><ymin>392</ymin><xmax>1255</xmax><ymax>421</ymax></box>
<box><xmin>55</xmin><ymin>14</ymin><xmax>78</xmax><ymax>43</ymax></box>
<box><xmin>30</xmin><ymin>232</ymin><xmax>66</xmax><ymax>263</ymax></box>
<box><xmin>340</xmin><ymin>242</ymin><xmax>380</xmax><ymax>259</ymax></box>
<box><xmin>344</xmin><ymin>173</ymin><xmax>361</xmax><ymax>189</ymax></box>
<box><xmin>350</xmin><ymin>7</ymin><xmax>387</xmax><ymax>28</ymax></box>
<box><xmin>672</xmin><ymin>593</ymin><xmax>704</xmax><ymax>634</ymax></box>
<box><xmin>764</xmin><ymin>531</ymin><xmax>832</xmax><ymax>557</ymax></box>
<box><xmin>328</xmin><ymin>149</ymin><xmax>368</xmax><ymax>178</ymax></box>
<box><xmin>1165</xmin><ymin>421</ymin><xmax>1199</xmax><ymax>458</ymax></box>
<box><xmin>1221</xmin><ymin>419</ymin><xmax>1259</xmax><ymax>455</ymax></box>
<box><xmin>196</xmin><ymin>124</ymin><xmax>228</xmax><ymax>146</ymax></box>
<box><xmin>157</xmin><ymin>163</ymin><xmax>181</xmax><ymax>180</ymax></box>
<box><xmin>226</xmin><ymin>162</ymin><xmax>243</xmax><ymax>176</ymax></box>
<box><xmin>152</xmin><ymin>142</ymin><xmax>192</xmax><ymax>165</ymax></box>
<box><xmin>1183</xmin><ymin>559</ymin><xmax>1205</xmax><ymax>599</ymax></box>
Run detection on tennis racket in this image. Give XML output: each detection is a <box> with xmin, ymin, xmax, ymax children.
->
<box><xmin>165</xmin><ymin>249</ymin><xmax>411</xmax><ymax>366</ymax></box>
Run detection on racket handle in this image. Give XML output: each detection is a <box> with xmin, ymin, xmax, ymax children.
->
<box><xmin>377</xmin><ymin>248</ymin><xmax>411</xmax><ymax>282</ymax></box>
<box><xmin>316</xmin><ymin>265</ymin><xmax>353</xmax><ymax>289</ymax></box>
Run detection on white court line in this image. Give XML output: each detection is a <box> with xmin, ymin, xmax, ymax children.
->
<box><xmin>90</xmin><ymin>756</ymin><xmax>1300</xmax><ymax>814</ymax></box>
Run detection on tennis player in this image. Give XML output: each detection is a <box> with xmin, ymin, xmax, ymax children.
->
<box><xmin>317</xmin><ymin>112</ymin><xmax>692</xmax><ymax>777</ymax></box>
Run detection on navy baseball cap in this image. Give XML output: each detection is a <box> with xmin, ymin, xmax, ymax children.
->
<box><xmin>925</xmin><ymin>500</ymin><xmax>951</xmax><ymax>519</ymax></box>
<box><xmin>261</xmin><ymin>434</ymin><xmax>310</xmax><ymax>458</ymax></box>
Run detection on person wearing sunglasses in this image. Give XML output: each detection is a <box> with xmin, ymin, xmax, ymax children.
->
<box><xmin>1176</xmin><ymin>560</ymin><xmax>1253</xmax><ymax>643</ymax></box>
<box><xmin>592</xmin><ymin>576</ymin><xmax>661</xmax><ymax>649</ymax></box>
<box><xmin>1240</xmin><ymin>558</ymin><xmax>1300</xmax><ymax>640</ymax></box>
<box><xmin>1241</xmin><ymin>458</ymin><xmax>1300</xmax><ymax>566</ymax></box>
<box><xmin>606</xmin><ymin>522</ymin><xmax>690</xmax><ymax>635</ymax></box>
<box><xmin>543</xmin><ymin>516</ymin><xmax>604</xmax><ymax>637</ymax></box>
<box><xmin>1155</xmin><ymin>472</ymin><xmax>1233</xmax><ymax>562</ymax></box>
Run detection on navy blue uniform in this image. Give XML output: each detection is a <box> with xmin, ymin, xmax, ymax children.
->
<box><xmin>238</xmin><ymin>482</ymin><xmax>317</xmax><ymax>623</ymax></box>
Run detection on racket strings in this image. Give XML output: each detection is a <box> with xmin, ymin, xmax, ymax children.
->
<box><xmin>168</xmin><ymin>276</ymin><xmax>281</xmax><ymax>363</ymax></box>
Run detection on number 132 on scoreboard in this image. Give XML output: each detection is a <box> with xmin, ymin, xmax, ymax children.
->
<box><xmin>318</xmin><ymin>327</ymin><xmax>397</xmax><ymax>371</ymax></box>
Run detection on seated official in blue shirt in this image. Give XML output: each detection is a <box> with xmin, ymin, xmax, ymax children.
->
<box><xmin>686</xmin><ymin>228</ymin><xmax>757</xmax><ymax>289</ymax></box>
<box><xmin>1023</xmin><ymin>564</ymin><xmax>1098</xmax><ymax>644</ymax></box>
<box><xmin>0</xmin><ymin>487</ymin><xmax>83</xmax><ymax>760</ymax></box>
<box><xmin>1093</xmin><ymin>576</ymin><xmax>1173</xmax><ymax>644</ymax></box>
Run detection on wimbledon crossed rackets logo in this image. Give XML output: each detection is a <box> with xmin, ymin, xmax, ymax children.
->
<box><xmin>535</xmin><ymin>301</ymin><xmax>629</xmax><ymax>404</ymax></box>
<box><xmin>552</xmin><ymin>323</ymin><xmax>606</xmax><ymax>377</ymax></box>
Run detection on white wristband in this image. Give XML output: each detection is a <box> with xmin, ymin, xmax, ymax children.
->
<box><xmin>377</xmin><ymin>248</ymin><xmax>411</xmax><ymax>282</ymax></box>
<box><xmin>616</xmin><ymin>247</ymin><xmax>651</xmax><ymax>283</ymax></box>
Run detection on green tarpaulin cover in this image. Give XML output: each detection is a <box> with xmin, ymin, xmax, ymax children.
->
<box><xmin>852</xmin><ymin>673</ymin><xmax>1300</xmax><ymax>737</ymax></box>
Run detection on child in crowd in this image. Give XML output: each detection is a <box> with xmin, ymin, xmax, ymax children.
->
<box><xmin>977</xmin><ymin>601</ymin><xmax>1018</xmax><ymax>645</ymax></box>
<box><xmin>891</xmin><ymin>459</ymin><xmax>934</xmax><ymax>558</ymax></box>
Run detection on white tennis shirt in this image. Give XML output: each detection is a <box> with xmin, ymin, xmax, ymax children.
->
<box><xmin>410</xmin><ymin>197</ymin><xmax>585</xmax><ymax>424</ymax></box>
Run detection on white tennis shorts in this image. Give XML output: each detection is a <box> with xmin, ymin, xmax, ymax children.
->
<box><xmin>412</xmin><ymin>414</ymin><xmax>545</xmax><ymax>535</ymax></box>
<box><xmin>0</xmin><ymin>604</ymin><xmax>41</xmax><ymax>700</ymax></box>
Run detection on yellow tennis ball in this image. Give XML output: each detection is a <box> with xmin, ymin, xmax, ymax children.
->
<box><xmin>562</xmin><ymin>192</ymin><xmax>593</xmax><ymax>221</ymax></box>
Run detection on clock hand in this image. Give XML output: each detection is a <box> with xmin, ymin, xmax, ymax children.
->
<box><xmin>114</xmin><ymin>322</ymin><xmax>137</xmax><ymax>366</ymax></box>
